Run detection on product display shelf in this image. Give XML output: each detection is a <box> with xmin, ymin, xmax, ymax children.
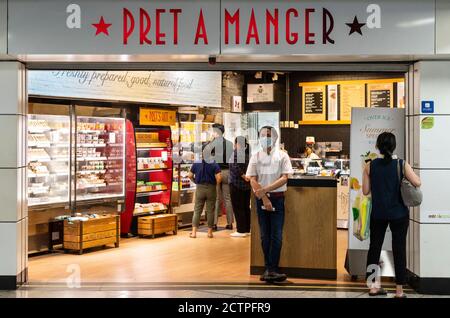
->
<box><xmin>28</xmin><ymin>114</ymin><xmax>71</xmax><ymax>208</ymax></box>
<box><xmin>75</xmin><ymin>116</ymin><xmax>125</xmax><ymax>203</ymax></box>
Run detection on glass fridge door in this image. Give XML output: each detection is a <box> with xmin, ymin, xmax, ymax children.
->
<box><xmin>27</xmin><ymin>114</ymin><xmax>70</xmax><ymax>206</ymax></box>
<box><xmin>75</xmin><ymin>116</ymin><xmax>125</xmax><ymax>202</ymax></box>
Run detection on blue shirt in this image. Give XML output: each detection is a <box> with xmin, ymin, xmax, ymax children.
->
<box><xmin>370</xmin><ymin>158</ymin><xmax>409</xmax><ymax>220</ymax></box>
<box><xmin>190</xmin><ymin>161</ymin><xmax>221</xmax><ymax>185</ymax></box>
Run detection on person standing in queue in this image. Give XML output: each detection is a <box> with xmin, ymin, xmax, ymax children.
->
<box><xmin>188</xmin><ymin>146</ymin><xmax>222</xmax><ymax>239</ymax></box>
<box><xmin>204</xmin><ymin>123</ymin><xmax>234</xmax><ymax>231</ymax></box>
<box><xmin>229</xmin><ymin>136</ymin><xmax>251</xmax><ymax>238</ymax></box>
<box><xmin>362</xmin><ymin>132</ymin><xmax>421</xmax><ymax>298</ymax></box>
<box><xmin>246</xmin><ymin>126</ymin><xmax>294</xmax><ymax>283</ymax></box>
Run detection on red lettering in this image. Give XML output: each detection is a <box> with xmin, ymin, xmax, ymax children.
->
<box><xmin>156</xmin><ymin>9</ymin><xmax>166</xmax><ymax>45</ymax></box>
<box><xmin>305</xmin><ymin>8</ymin><xmax>315</xmax><ymax>45</ymax></box>
<box><xmin>170</xmin><ymin>9</ymin><xmax>182</xmax><ymax>45</ymax></box>
<box><xmin>123</xmin><ymin>8</ymin><xmax>135</xmax><ymax>45</ymax></box>
<box><xmin>139</xmin><ymin>8</ymin><xmax>151</xmax><ymax>45</ymax></box>
<box><xmin>266</xmin><ymin>9</ymin><xmax>279</xmax><ymax>45</ymax></box>
<box><xmin>225</xmin><ymin>9</ymin><xmax>240</xmax><ymax>45</ymax></box>
<box><xmin>322</xmin><ymin>8</ymin><xmax>335</xmax><ymax>44</ymax></box>
<box><xmin>246</xmin><ymin>9</ymin><xmax>260</xmax><ymax>44</ymax></box>
<box><xmin>286</xmin><ymin>8</ymin><xmax>298</xmax><ymax>45</ymax></box>
<box><xmin>195</xmin><ymin>9</ymin><xmax>208</xmax><ymax>45</ymax></box>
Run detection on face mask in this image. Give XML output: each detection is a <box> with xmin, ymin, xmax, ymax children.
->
<box><xmin>259</xmin><ymin>137</ymin><xmax>272</xmax><ymax>149</ymax></box>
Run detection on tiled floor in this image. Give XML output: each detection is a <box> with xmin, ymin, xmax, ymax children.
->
<box><xmin>1</xmin><ymin>287</ymin><xmax>449</xmax><ymax>298</ymax></box>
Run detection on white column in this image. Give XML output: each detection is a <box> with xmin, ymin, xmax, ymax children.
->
<box><xmin>407</xmin><ymin>61</ymin><xmax>450</xmax><ymax>294</ymax></box>
<box><xmin>0</xmin><ymin>62</ymin><xmax>28</xmax><ymax>290</ymax></box>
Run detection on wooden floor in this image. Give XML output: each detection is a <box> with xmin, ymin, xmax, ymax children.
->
<box><xmin>28</xmin><ymin>220</ymin><xmax>355</xmax><ymax>285</ymax></box>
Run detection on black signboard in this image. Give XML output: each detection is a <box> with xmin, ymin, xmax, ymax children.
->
<box><xmin>304</xmin><ymin>92</ymin><xmax>324</xmax><ymax>114</ymax></box>
<box><xmin>370</xmin><ymin>90</ymin><xmax>391</xmax><ymax>108</ymax></box>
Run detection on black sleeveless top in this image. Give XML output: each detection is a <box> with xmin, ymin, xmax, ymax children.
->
<box><xmin>370</xmin><ymin>158</ymin><xmax>409</xmax><ymax>220</ymax></box>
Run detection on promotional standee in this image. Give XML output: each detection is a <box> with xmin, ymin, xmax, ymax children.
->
<box><xmin>346</xmin><ymin>108</ymin><xmax>405</xmax><ymax>277</ymax></box>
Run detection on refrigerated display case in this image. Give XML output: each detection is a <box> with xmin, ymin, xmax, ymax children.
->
<box><xmin>28</xmin><ymin>114</ymin><xmax>70</xmax><ymax>207</ymax></box>
<box><xmin>75</xmin><ymin>116</ymin><xmax>125</xmax><ymax>202</ymax></box>
<box><xmin>27</xmin><ymin>106</ymin><xmax>126</xmax><ymax>253</ymax></box>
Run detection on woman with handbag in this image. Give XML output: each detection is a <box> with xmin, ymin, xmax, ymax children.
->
<box><xmin>362</xmin><ymin>132</ymin><xmax>421</xmax><ymax>298</ymax></box>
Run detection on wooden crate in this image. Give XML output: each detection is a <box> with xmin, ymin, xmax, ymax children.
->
<box><xmin>64</xmin><ymin>215</ymin><xmax>120</xmax><ymax>254</ymax></box>
<box><xmin>138</xmin><ymin>214</ymin><xmax>178</xmax><ymax>238</ymax></box>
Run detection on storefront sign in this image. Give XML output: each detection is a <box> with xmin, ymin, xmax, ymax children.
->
<box><xmin>247</xmin><ymin>84</ymin><xmax>274</xmax><ymax>103</ymax></box>
<box><xmin>139</xmin><ymin>108</ymin><xmax>176</xmax><ymax>126</ymax></box>
<box><xmin>28</xmin><ymin>70</ymin><xmax>222</xmax><ymax>108</ymax></box>
<box><xmin>7</xmin><ymin>0</ymin><xmax>435</xmax><ymax>56</ymax></box>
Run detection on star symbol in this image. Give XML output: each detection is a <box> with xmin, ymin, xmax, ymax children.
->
<box><xmin>92</xmin><ymin>16</ymin><xmax>112</xmax><ymax>36</ymax></box>
<box><xmin>346</xmin><ymin>16</ymin><xmax>365</xmax><ymax>36</ymax></box>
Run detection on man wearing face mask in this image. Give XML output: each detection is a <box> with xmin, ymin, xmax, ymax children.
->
<box><xmin>246</xmin><ymin>126</ymin><xmax>294</xmax><ymax>283</ymax></box>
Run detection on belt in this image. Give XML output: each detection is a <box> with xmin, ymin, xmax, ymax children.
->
<box><xmin>267</xmin><ymin>192</ymin><xmax>285</xmax><ymax>198</ymax></box>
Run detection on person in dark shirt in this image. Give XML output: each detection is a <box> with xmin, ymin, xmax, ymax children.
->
<box><xmin>188</xmin><ymin>152</ymin><xmax>222</xmax><ymax>239</ymax></box>
<box><xmin>362</xmin><ymin>132</ymin><xmax>421</xmax><ymax>298</ymax></box>
<box><xmin>203</xmin><ymin>123</ymin><xmax>235</xmax><ymax>230</ymax></box>
<box><xmin>229</xmin><ymin>136</ymin><xmax>251</xmax><ymax>237</ymax></box>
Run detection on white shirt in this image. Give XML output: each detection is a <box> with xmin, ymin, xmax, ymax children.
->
<box><xmin>308</xmin><ymin>153</ymin><xmax>321</xmax><ymax>160</ymax></box>
<box><xmin>246</xmin><ymin>148</ymin><xmax>294</xmax><ymax>193</ymax></box>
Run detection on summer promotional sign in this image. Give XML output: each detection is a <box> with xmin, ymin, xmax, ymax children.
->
<box><xmin>348</xmin><ymin>108</ymin><xmax>404</xmax><ymax>275</ymax></box>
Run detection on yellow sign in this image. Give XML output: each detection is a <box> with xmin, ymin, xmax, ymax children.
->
<box><xmin>301</xmin><ymin>84</ymin><xmax>326</xmax><ymax>122</ymax></box>
<box><xmin>299</xmin><ymin>78</ymin><xmax>404</xmax><ymax>125</ymax></box>
<box><xmin>139</xmin><ymin>108</ymin><xmax>176</xmax><ymax>126</ymax></box>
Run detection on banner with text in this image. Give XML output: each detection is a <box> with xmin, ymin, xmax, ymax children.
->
<box><xmin>28</xmin><ymin>70</ymin><xmax>222</xmax><ymax>108</ymax></box>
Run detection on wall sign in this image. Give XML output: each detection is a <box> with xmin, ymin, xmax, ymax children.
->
<box><xmin>28</xmin><ymin>70</ymin><xmax>222</xmax><ymax>108</ymax></box>
<box><xmin>232</xmin><ymin>96</ymin><xmax>242</xmax><ymax>112</ymax></box>
<box><xmin>421</xmin><ymin>101</ymin><xmax>435</xmax><ymax>114</ymax></box>
<box><xmin>139</xmin><ymin>108</ymin><xmax>176</xmax><ymax>126</ymax></box>
<box><xmin>7</xmin><ymin>0</ymin><xmax>435</xmax><ymax>56</ymax></box>
<box><xmin>247</xmin><ymin>84</ymin><xmax>274</xmax><ymax>103</ymax></box>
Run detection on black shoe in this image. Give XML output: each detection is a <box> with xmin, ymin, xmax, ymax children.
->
<box><xmin>225</xmin><ymin>224</ymin><xmax>233</xmax><ymax>230</ymax></box>
<box><xmin>212</xmin><ymin>225</ymin><xmax>218</xmax><ymax>231</ymax></box>
<box><xmin>260</xmin><ymin>270</ymin><xmax>269</xmax><ymax>282</ymax></box>
<box><xmin>266</xmin><ymin>272</ymin><xmax>287</xmax><ymax>283</ymax></box>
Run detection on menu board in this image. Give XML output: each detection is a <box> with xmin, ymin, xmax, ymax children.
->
<box><xmin>299</xmin><ymin>79</ymin><xmax>403</xmax><ymax>125</ymax></box>
<box><xmin>302</xmin><ymin>85</ymin><xmax>326</xmax><ymax>122</ymax></box>
<box><xmin>340</xmin><ymin>83</ymin><xmax>366</xmax><ymax>121</ymax></box>
<box><xmin>367</xmin><ymin>83</ymin><xmax>393</xmax><ymax>108</ymax></box>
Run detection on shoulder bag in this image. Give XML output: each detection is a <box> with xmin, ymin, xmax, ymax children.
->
<box><xmin>397</xmin><ymin>159</ymin><xmax>422</xmax><ymax>207</ymax></box>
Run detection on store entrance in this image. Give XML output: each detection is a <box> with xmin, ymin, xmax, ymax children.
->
<box><xmin>25</xmin><ymin>68</ymin><xmax>407</xmax><ymax>287</ymax></box>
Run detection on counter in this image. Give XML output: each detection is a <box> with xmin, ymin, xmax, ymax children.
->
<box><xmin>250</xmin><ymin>176</ymin><xmax>338</xmax><ymax>279</ymax></box>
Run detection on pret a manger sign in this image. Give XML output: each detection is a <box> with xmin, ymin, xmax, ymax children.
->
<box><xmin>7</xmin><ymin>0</ymin><xmax>434</xmax><ymax>55</ymax></box>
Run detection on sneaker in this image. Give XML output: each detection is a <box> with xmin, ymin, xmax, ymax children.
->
<box><xmin>266</xmin><ymin>272</ymin><xmax>287</xmax><ymax>283</ymax></box>
<box><xmin>260</xmin><ymin>270</ymin><xmax>270</xmax><ymax>282</ymax></box>
<box><xmin>225</xmin><ymin>224</ymin><xmax>233</xmax><ymax>230</ymax></box>
<box><xmin>230</xmin><ymin>232</ymin><xmax>246</xmax><ymax>238</ymax></box>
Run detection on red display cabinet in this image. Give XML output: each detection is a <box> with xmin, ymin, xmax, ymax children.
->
<box><xmin>123</xmin><ymin>124</ymin><xmax>173</xmax><ymax>235</ymax></box>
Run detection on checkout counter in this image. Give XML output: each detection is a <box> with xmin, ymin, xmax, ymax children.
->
<box><xmin>250</xmin><ymin>158</ymin><xmax>349</xmax><ymax>280</ymax></box>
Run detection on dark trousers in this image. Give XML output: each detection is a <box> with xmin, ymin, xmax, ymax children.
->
<box><xmin>256</xmin><ymin>196</ymin><xmax>285</xmax><ymax>273</ymax></box>
<box><xmin>229</xmin><ymin>184</ymin><xmax>251</xmax><ymax>233</ymax></box>
<box><xmin>366</xmin><ymin>216</ymin><xmax>409</xmax><ymax>285</ymax></box>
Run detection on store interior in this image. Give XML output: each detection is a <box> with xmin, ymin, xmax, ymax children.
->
<box><xmin>26</xmin><ymin>69</ymin><xmax>405</xmax><ymax>284</ymax></box>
